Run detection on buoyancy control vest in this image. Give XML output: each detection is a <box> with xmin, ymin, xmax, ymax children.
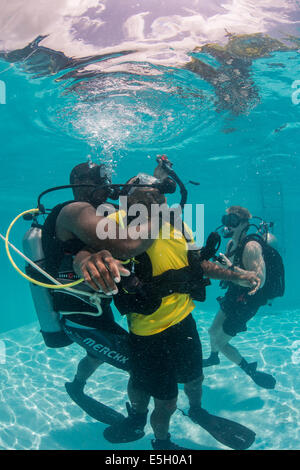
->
<box><xmin>23</xmin><ymin>201</ymin><xmax>112</xmax><ymax>347</ymax></box>
<box><xmin>112</xmin><ymin>216</ymin><xmax>215</xmax><ymax>334</ymax></box>
<box><xmin>114</xmin><ymin>249</ymin><xmax>211</xmax><ymax>318</ymax></box>
<box><xmin>41</xmin><ymin>201</ymin><xmax>115</xmax><ymax>317</ymax></box>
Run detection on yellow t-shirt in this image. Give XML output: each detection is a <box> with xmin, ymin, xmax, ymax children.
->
<box><xmin>108</xmin><ymin>211</ymin><xmax>195</xmax><ymax>336</ymax></box>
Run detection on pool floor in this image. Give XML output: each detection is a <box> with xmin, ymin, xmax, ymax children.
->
<box><xmin>0</xmin><ymin>308</ymin><xmax>299</xmax><ymax>450</ymax></box>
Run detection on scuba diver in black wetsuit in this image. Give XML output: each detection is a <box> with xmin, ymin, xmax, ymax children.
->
<box><xmin>22</xmin><ymin>159</ymin><xmax>178</xmax><ymax>424</ymax></box>
<box><xmin>23</xmin><ymin>161</ymin><xmax>132</xmax><ymax>424</ymax></box>
<box><xmin>203</xmin><ymin>205</ymin><xmax>285</xmax><ymax>390</ymax></box>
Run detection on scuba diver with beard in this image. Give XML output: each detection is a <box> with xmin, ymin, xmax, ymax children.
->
<box><xmin>203</xmin><ymin>206</ymin><xmax>278</xmax><ymax>389</ymax></box>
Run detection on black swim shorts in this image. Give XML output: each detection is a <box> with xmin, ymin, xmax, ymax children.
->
<box><xmin>218</xmin><ymin>285</ymin><xmax>268</xmax><ymax>337</ymax></box>
<box><xmin>129</xmin><ymin>314</ymin><xmax>203</xmax><ymax>400</ymax></box>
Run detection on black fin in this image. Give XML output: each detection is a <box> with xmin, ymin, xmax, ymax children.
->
<box><xmin>65</xmin><ymin>382</ymin><xmax>124</xmax><ymax>425</ymax></box>
<box><xmin>250</xmin><ymin>370</ymin><xmax>276</xmax><ymax>389</ymax></box>
<box><xmin>103</xmin><ymin>402</ymin><xmax>147</xmax><ymax>443</ymax></box>
<box><xmin>245</xmin><ymin>361</ymin><xmax>258</xmax><ymax>374</ymax></box>
<box><xmin>103</xmin><ymin>424</ymin><xmax>145</xmax><ymax>444</ymax></box>
<box><xmin>187</xmin><ymin>407</ymin><xmax>256</xmax><ymax>450</ymax></box>
<box><xmin>152</xmin><ymin>434</ymin><xmax>189</xmax><ymax>450</ymax></box>
<box><xmin>241</xmin><ymin>361</ymin><xmax>276</xmax><ymax>389</ymax></box>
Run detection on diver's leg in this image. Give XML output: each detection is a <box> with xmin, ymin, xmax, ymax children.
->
<box><xmin>102</xmin><ymin>378</ymin><xmax>149</xmax><ymax>443</ymax></box>
<box><xmin>209</xmin><ymin>309</ymin><xmax>227</xmax><ymax>351</ymax></box>
<box><xmin>203</xmin><ymin>309</ymin><xmax>225</xmax><ymax>366</ymax></box>
<box><xmin>183</xmin><ymin>375</ymin><xmax>204</xmax><ymax>409</ymax></box>
<box><xmin>127</xmin><ymin>376</ymin><xmax>150</xmax><ymax>413</ymax></box>
<box><xmin>150</xmin><ymin>397</ymin><xmax>177</xmax><ymax>440</ymax></box>
<box><xmin>204</xmin><ymin>311</ymin><xmax>245</xmax><ymax>366</ymax></box>
<box><xmin>205</xmin><ymin>314</ymin><xmax>276</xmax><ymax>388</ymax></box>
<box><xmin>75</xmin><ymin>353</ymin><xmax>104</xmax><ymax>381</ymax></box>
<box><xmin>218</xmin><ymin>337</ymin><xmax>243</xmax><ymax>365</ymax></box>
<box><xmin>70</xmin><ymin>354</ymin><xmax>103</xmax><ymax>394</ymax></box>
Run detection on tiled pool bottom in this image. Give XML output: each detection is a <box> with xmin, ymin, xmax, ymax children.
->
<box><xmin>0</xmin><ymin>309</ymin><xmax>299</xmax><ymax>450</ymax></box>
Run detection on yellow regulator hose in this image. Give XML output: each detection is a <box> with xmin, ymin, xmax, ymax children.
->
<box><xmin>4</xmin><ymin>208</ymin><xmax>84</xmax><ymax>289</ymax></box>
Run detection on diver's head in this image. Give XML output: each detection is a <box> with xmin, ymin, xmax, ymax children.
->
<box><xmin>121</xmin><ymin>174</ymin><xmax>166</xmax><ymax>214</ymax></box>
<box><xmin>128</xmin><ymin>186</ymin><xmax>166</xmax><ymax>212</ymax></box>
<box><xmin>221</xmin><ymin>205</ymin><xmax>251</xmax><ymax>239</ymax></box>
<box><xmin>70</xmin><ymin>162</ymin><xmax>112</xmax><ymax>207</ymax></box>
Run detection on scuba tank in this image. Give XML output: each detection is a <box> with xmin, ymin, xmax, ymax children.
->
<box><xmin>259</xmin><ymin>225</ymin><xmax>278</xmax><ymax>249</ymax></box>
<box><xmin>22</xmin><ymin>225</ymin><xmax>73</xmax><ymax>348</ymax></box>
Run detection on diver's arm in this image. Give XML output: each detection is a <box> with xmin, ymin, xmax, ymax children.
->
<box><xmin>200</xmin><ymin>259</ymin><xmax>253</xmax><ymax>281</ymax></box>
<box><xmin>56</xmin><ymin>202</ymin><xmax>155</xmax><ymax>259</ymax></box>
<box><xmin>200</xmin><ymin>260</ymin><xmax>261</xmax><ymax>295</ymax></box>
<box><xmin>242</xmin><ymin>241</ymin><xmax>266</xmax><ymax>288</ymax></box>
<box><xmin>216</xmin><ymin>253</ymin><xmax>253</xmax><ymax>278</ymax></box>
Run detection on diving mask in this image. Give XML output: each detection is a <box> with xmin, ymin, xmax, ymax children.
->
<box><xmin>221</xmin><ymin>213</ymin><xmax>243</xmax><ymax>228</ymax></box>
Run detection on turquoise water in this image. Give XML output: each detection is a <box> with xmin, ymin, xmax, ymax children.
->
<box><xmin>0</xmin><ymin>1</ymin><xmax>300</xmax><ymax>451</ymax></box>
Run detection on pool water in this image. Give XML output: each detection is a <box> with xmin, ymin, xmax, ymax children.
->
<box><xmin>0</xmin><ymin>1</ymin><xmax>299</xmax><ymax>451</ymax></box>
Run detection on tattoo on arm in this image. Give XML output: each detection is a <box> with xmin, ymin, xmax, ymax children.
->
<box><xmin>242</xmin><ymin>241</ymin><xmax>266</xmax><ymax>285</ymax></box>
<box><xmin>201</xmin><ymin>260</ymin><xmax>248</xmax><ymax>281</ymax></box>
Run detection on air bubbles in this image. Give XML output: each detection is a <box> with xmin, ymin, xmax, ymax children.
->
<box><xmin>55</xmin><ymin>63</ymin><xmax>213</xmax><ymax>163</ymax></box>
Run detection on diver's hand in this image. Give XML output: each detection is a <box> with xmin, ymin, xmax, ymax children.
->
<box><xmin>77</xmin><ymin>250</ymin><xmax>130</xmax><ymax>294</ymax></box>
<box><xmin>154</xmin><ymin>157</ymin><xmax>170</xmax><ymax>180</ymax></box>
<box><xmin>236</xmin><ymin>271</ymin><xmax>261</xmax><ymax>295</ymax></box>
<box><xmin>215</xmin><ymin>253</ymin><xmax>232</xmax><ymax>268</ymax></box>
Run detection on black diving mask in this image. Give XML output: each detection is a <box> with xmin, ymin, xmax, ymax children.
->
<box><xmin>221</xmin><ymin>213</ymin><xmax>243</xmax><ymax>228</ymax></box>
<box><xmin>126</xmin><ymin>174</ymin><xmax>160</xmax><ymax>196</ymax></box>
<box><xmin>117</xmin><ymin>173</ymin><xmax>177</xmax><ymax>198</ymax></box>
<box><xmin>77</xmin><ymin>163</ymin><xmax>115</xmax><ymax>204</ymax></box>
<box><xmin>220</xmin><ymin>214</ymin><xmax>249</xmax><ymax>238</ymax></box>
<box><xmin>74</xmin><ymin>162</ymin><xmax>112</xmax><ymax>186</ymax></box>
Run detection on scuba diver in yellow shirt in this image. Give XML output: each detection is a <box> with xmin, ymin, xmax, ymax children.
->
<box><xmin>14</xmin><ymin>156</ymin><xmax>260</xmax><ymax>450</ymax></box>
<box><xmin>67</xmin><ymin>157</ymin><xmax>260</xmax><ymax>450</ymax></box>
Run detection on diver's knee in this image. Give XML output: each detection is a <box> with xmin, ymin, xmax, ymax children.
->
<box><xmin>208</xmin><ymin>325</ymin><xmax>220</xmax><ymax>339</ymax></box>
<box><xmin>214</xmin><ymin>332</ymin><xmax>230</xmax><ymax>350</ymax></box>
<box><xmin>154</xmin><ymin>397</ymin><xmax>177</xmax><ymax>416</ymax></box>
<box><xmin>185</xmin><ymin>375</ymin><xmax>204</xmax><ymax>391</ymax></box>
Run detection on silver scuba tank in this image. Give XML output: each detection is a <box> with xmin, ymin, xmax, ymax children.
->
<box><xmin>22</xmin><ymin>226</ymin><xmax>73</xmax><ymax>348</ymax></box>
<box><xmin>262</xmin><ymin>232</ymin><xmax>278</xmax><ymax>249</ymax></box>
